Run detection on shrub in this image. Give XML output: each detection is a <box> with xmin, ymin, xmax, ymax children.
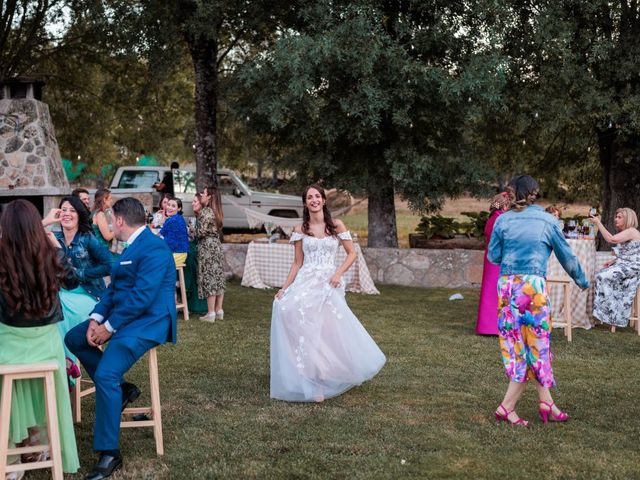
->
<box><xmin>415</xmin><ymin>215</ymin><xmax>462</xmax><ymax>239</ymax></box>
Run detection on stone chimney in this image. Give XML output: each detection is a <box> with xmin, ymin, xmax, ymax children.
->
<box><xmin>0</xmin><ymin>77</ymin><xmax>69</xmax><ymax>213</ymax></box>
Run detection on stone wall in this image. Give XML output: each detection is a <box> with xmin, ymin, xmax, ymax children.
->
<box><xmin>221</xmin><ymin>243</ymin><xmax>486</xmax><ymax>288</ymax></box>
<box><xmin>222</xmin><ymin>243</ymin><xmax>249</xmax><ymax>279</ymax></box>
<box><xmin>222</xmin><ymin>244</ymin><xmax>614</xmax><ymax>288</ymax></box>
<box><xmin>362</xmin><ymin>248</ymin><xmax>485</xmax><ymax>288</ymax></box>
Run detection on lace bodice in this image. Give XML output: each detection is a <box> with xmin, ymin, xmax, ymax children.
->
<box><xmin>290</xmin><ymin>231</ymin><xmax>352</xmax><ymax>269</ymax></box>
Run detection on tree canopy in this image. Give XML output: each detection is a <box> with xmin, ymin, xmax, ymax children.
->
<box><xmin>236</xmin><ymin>0</ymin><xmax>507</xmax><ymax>246</ymax></box>
<box><xmin>3</xmin><ymin>0</ymin><xmax>640</xmax><ymax>248</ymax></box>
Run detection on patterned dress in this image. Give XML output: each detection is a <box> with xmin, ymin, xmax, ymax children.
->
<box><xmin>593</xmin><ymin>240</ymin><xmax>640</xmax><ymax>327</ymax></box>
<box><xmin>196</xmin><ymin>207</ymin><xmax>226</xmax><ymax>298</ymax></box>
<box><xmin>497</xmin><ymin>274</ymin><xmax>555</xmax><ymax>387</ymax></box>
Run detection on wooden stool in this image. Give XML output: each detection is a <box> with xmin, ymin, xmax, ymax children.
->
<box><xmin>73</xmin><ymin>348</ymin><xmax>164</xmax><ymax>455</ymax></box>
<box><xmin>0</xmin><ymin>363</ymin><xmax>64</xmax><ymax>480</ymax></box>
<box><xmin>72</xmin><ymin>376</ymin><xmax>95</xmax><ymax>424</ymax></box>
<box><xmin>627</xmin><ymin>287</ymin><xmax>640</xmax><ymax>335</ymax></box>
<box><xmin>175</xmin><ymin>264</ymin><xmax>189</xmax><ymax>320</ymax></box>
<box><xmin>547</xmin><ymin>276</ymin><xmax>573</xmax><ymax>342</ymax></box>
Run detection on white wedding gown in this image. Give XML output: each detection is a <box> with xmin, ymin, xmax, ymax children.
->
<box><xmin>270</xmin><ymin>231</ymin><xmax>386</xmax><ymax>402</ymax></box>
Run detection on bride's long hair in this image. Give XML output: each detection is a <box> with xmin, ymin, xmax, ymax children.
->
<box><xmin>301</xmin><ymin>184</ymin><xmax>338</xmax><ymax>237</ymax></box>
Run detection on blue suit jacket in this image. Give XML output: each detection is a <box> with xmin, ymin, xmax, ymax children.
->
<box><xmin>93</xmin><ymin>227</ymin><xmax>177</xmax><ymax>344</ymax></box>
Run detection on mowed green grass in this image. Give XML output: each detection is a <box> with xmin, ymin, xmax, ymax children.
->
<box><xmin>53</xmin><ymin>281</ymin><xmax>640</xmax><ymax>479</ymax></box>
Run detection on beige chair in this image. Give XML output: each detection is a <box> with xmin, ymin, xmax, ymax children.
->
<box><xmin>175</xmin><ymin>264</ymin><xmax>189</xmax><ymax>321</ymax></box>
<box><xmin>0</xmin><ymin>363</ymin><xmax>64</xmax><ymax>480</ymax></box>
<box><xmin>547</xmin><ymin>276</ymin><xmax>573</xmax><ymax>342</ymax></box>
<box><xmin>627</xmin><ymin>287</ymin><xmax>640</xmax><ymax>335</ymax></box>
<box><xmin>73</xmin><ymin>347</ymin><xmax>164</xmax><ymax>455</ymax></box>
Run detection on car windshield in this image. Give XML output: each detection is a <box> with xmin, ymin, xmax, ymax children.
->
<box><xmin>228</xmin><ymin>173</ymin><xmax>251</xmax><ymax>193</ymax></box>
<box><xmin>174</xmin><ymin>170</ymin><xmax>197</xmax><ymax>194</ymax></box>
<box><xmin>117</xmin><ymin>170</ymin><xmax>159</xmax><ymax>189</ymax></box>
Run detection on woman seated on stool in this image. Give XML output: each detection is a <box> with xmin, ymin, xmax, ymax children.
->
<box><xmin>590</xmin><ymin>208</ymin><xmax>640</xmax><ymax>331</ymax></box>
<box><xmin>43</xmin><ymin>195</ymin><xmax>113</xmax><ymax>379</ymax></box>
<box><xmin>0</xmin><ymin>200</ymin><xmax>80</xmax><ymax>477</ymax></box>
<box><xmin>159</xmin><ymin>197</ymin><xmax>189</xmax><ymax>267</ymax></box>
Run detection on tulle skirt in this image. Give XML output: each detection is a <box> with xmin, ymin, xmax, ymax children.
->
<box><xmin>270</xmin><ymin>266</ymin><xmax>386</xmax><ymax>402</ymax></box>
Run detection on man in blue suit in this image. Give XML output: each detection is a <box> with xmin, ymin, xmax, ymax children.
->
<box><xmin>66</xmin><ymin>197</ymin><xmax>177</xmax><ymax>480</ymax></box>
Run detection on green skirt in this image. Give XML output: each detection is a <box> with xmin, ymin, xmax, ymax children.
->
<box><xmin>186</xmin><ymin>241</ymin><xmax>208</xmax><ymax>315</ymax></box>
<box><xmin>59</xmin><ymin>286</ymin><xmax>98</xmax><ymax>361</ymax></box>
<box><xmin>0</xmin><ymin>322</ymin><xmax>80</xmax><ymax>473</ymax></box>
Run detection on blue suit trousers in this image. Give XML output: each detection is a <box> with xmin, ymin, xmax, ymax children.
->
<box><xmin>65</xmin><ymin>320</ymin><xmax>157</xmax><ymax>451</ymax></box>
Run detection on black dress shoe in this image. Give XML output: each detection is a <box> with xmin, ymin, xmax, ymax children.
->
<box><xmin>121</xmin><ymin>382</ymin><xmax>140</xmax><ymax>412</ymax></box>
<box><xmin>85</xmin><ymin>453</ymin><xmax>122</xmax><ymax>480</ymax></box>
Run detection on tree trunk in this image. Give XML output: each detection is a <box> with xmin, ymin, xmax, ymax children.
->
<box><xmin>256</xmin><ymin>157</ymin><xmax>264</xmax><ymax>179</ymax></box>
<box><xmin>367</xmin><ymin>159</ymin><xmax>398</xmax><ymax>248</ymax></box>
<box><xmin>188</xmin><ymin>36</ymin><xmax>218</xmax><ymax>191</ymax></box>
<box><xmin>597</xmin><ymin>130</ymin><xmax>640</xmax><ymax>250</ymax></box>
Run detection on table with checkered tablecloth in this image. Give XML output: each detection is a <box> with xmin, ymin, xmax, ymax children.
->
<box><xmin>547</xmin><ymin>239</ymin><xmax>597</xmax><ymax>329</ymax></box>
<box><xmin>241</xmin><ymin>239</ymin><xmax>380</xmax><ymax>294</ymax></box>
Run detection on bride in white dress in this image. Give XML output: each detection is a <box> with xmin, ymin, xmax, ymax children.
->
<box><xmin>271</xmin><ymin>185</ymin><xmax>386</xmax><ymax>402</ymax></box>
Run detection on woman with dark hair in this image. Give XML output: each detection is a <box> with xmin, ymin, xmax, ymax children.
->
<box><xmin>152</xmin><ymin>193</ymin><xmax>174</xmax><ymax>229</ymax></box>
<box><xmin>488</xmin><ymin>175</ymin><xmax>589</xmax><ymax>425</ymax></box>
<box><xmin>43</xmin><ymin>195</ymin><xmax>113</xmax><ymax>367</ymax></box>
<box><xmin>0</xmin><ymin>200</ymin><xmax>80</xmax><ymax>476</ymax></box>
<box><xmin>92</xmin><ymin>187</ymin><xmax>115</xmax><ymax>250</ymax></box>
<box><xmin>196</xmin><ymin>186</ymin><xmax>226</xmax><ymax>321</ymax></box>
<box><xmin>159</xmin><ymin>197</ymin><xmax>189</xmax><ymax>267</ymax></box>
<box><xmin>475</xmin><ymin>192</ymin><xmax>510</xmax><ymax>335</ymax></box>
<box><xmin>270</xmin><ymin>185</ymin><xmax>386</xmax><ymax>402</ymax></box>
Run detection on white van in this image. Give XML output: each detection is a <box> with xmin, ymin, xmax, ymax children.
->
<box><xmin>109</xmin><ymin>166</ymin><xmax>303</xmax><ymax>229</ymax></box>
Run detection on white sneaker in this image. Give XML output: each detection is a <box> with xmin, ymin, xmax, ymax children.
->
<box><xmin>215</xmin><ymin>310</ymin><xmax>224</xmax><ymax>320</ymax></box>
<box><xmin>199</xmin><ymin>312</ymin><xmax>216</xmax><ymax>323</ymax></box>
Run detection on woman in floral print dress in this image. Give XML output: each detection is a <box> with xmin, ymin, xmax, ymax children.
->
<box><xmin>590</xmin><ymin>208</ymin><xmax>640</xmax><ymax>331</ymax></box>
<box><xmin>195</xmin><ymin>186</ymin><xmax>226</xmax><ymax>322</ymax></box>
<box><xmin>488</xmin><ymin>175</ymin><xmax>589</xmax><ymax>426</ymax></box>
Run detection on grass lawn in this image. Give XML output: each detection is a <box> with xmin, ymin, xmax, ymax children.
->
<box><xmin>57</xmin><ymin>281</ymin><xmax>640</xmax><ymax>479</ymax></box>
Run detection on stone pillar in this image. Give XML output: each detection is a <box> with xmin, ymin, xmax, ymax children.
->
<box><xmin>0</xmin><ymin>98</ymin><xmax>69</xmax><ymax>192</ymax></box>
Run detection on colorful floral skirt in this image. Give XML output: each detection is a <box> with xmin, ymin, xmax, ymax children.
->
<box><xmin>497</xmin><ymin>274</ymin><xmax>555</xmax><ymax>387</ymax></box>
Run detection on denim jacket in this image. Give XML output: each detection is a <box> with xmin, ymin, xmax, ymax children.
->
<box><xmin>54</xmin><ymin>230</ymin><xmax>113</xmax><ymax>299</ymax></box>
<box><xmin>488</xmin><ymin>205</ymin><xmax>589</xmax><ymax>289</ymax></box>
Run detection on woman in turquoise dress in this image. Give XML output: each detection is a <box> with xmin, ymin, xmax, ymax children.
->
<box><xmin>0</xmin><ymin>200</ymin><xmax>80</xmax><ymax>475</ymax></box>
<box><xmin>43</xmin><ymin>195</ymin><xmax>112</xmax><ymax>368</ymax></box>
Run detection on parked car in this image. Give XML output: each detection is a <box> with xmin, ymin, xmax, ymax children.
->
<box><xmin>109</xmin><ymin>166</ymin><xmax>303</xmax><ymax>230</ymax></box>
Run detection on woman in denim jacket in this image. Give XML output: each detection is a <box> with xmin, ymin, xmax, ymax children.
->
<box><xmin>43</xmin><ymin>195</ymin><xmax>113</xmax><ymax>366</ymax></box>
<box><xmin>488</xmin><ymin>175</ymin><xmax>589</xmax><ymax>426</ymax></box>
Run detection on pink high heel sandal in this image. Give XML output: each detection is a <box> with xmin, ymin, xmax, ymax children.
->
<box><xmin>538</xmin><ymin>401</ymin><xmax>569</xmax><ymax>423</ymax></box>
<box><xmin>495</xmin><ymin>404</ymin><xmax>529</xmax><ymax>426</ymax></box>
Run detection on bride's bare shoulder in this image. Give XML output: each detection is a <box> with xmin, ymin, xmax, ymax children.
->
<box><xmin>334</xmin><ymin>219</ymin><xmax>347</xmax><ymax>233</ymax></box>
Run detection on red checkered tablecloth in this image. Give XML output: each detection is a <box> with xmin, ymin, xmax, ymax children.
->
<box><xmin>241</xmin><ymin>240</ymin><xmax>379</xmax><ymax>294</ymax></box>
